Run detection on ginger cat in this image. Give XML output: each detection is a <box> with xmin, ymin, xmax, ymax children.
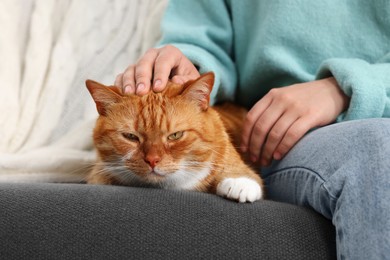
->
<box><xmin>86</xmin><ymin>72</ymin><xmax>263</xmax><ymax>203</ymax></box>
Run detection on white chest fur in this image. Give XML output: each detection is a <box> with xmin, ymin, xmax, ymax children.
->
<box><xmin>162</xmin><ymin>162</ymin><xmax>211</xmax><ymax>190</ymax></box>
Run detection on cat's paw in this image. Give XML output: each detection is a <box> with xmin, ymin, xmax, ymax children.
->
<box><xmin>216</xmin><ymin>177</ymin><xmax>263</xmax><ymax>203</ymax></box>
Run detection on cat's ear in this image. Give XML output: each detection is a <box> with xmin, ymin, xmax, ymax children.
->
<box><xmin>86</xmin><ymin>80</ymin><xmax>122</xmax><ymax>116</ymax></box>
<box><xmin>182</xmin><ymin>72</ymin><xmax>214</xmax><ymax>111</ymax></box>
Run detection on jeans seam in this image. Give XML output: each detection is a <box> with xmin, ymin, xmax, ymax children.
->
<box><xmin>264</xmin><ymin>166</ymin><xmax>326</xmax><ymax>182</ymax></box>
<box><xmin>264</xmin><ymin>166</ymin><xmax>338</xmax><ymax>201</ymax></box>
<box><xmin>320</xmin><ymin>181</ymin><xmax>338</xmax><ymax>201</ymax></box>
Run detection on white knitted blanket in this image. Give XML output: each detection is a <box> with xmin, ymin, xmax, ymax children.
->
<box><xmin>0</xmin><ymin>0</ymin><xmax>166</xmax><ymax>182</ymax></box>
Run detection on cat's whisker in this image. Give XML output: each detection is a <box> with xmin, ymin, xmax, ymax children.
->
<box><xmin>66</xmin><ymin>163</ymin><xmax>95</xmax><ymax>175</ymax></box>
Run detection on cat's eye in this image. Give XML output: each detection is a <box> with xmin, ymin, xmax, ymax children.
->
<box><xmin>122</xmin><ymin>133</ymin><xmax>140</xmax><ymax>142</ymax></box>
<box><xmin>167</xmin><ymin>131</ymin><xmax>184</xmax><ymax>141</ymax></box>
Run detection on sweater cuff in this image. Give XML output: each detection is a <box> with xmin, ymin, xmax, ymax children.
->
<box><xmin>316</xmin><ymin>58</ymin><xmax>387</xmax><ymax>122</ymax></box>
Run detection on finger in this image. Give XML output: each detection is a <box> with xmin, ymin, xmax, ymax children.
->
<box><xmin>171</xmin><ymin>75</ymin><xmax>185</xmax><ymax>84</ymax></box>
<box><xmin>171</xmin><ymin>75</ymin><xmax>198</xmax><ymax>85</ymax></box>
<box><xmin>135</xmin><ymin>48</ymin><xmax>159</xmax><ymax>95</ymax></box>
<box><xmin>152</xmin><ymin>62</ymin><xmax>171</xmax><ymax>92</ymax></box>
<box><xmin>241</xmin><ymin>95</ymin><xmax>273</xmax><ymax>153</ymax></box>
<box><xmin>114</xmin><ymin>73</ymin><xmax>123</xmax><ymax>88</ymax></box>
<box><xmin>152</xmin><ymin>48</ymin><xmax>182</xmax><ymax>92</ymax></box>
<box><xmin>171</xmin><ymin>58</ymin><xmax>200</xmax><ymax>79</ymax></box>
<box><xmin>260</xmin><ymin>112</ymin><xmax>299</xmax><ymax>165</ymax></box>
<box><xmin>248</xmin><ymin>100</ymin><xmax>284</xmax><ymax>162</ymax></box>
<box><xmin>153</xmin><ymin>47</ymin><xmax>200</xmax><ymax>91</ymax></box>
<box><xmin>122</xmin><ymin>66</ymin><xmax>136</xmax><ymax>94</ymax></box>
<box><xmin>273</xmin><ymin>117</ymin><xmax>313</xmax><ymax>160</ymax></box>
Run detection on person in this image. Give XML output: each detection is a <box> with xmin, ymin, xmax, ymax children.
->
<box><xmin>115</xmin><ymin>1</ymin><xmax>390</xmax><ymax>259</ymax></box>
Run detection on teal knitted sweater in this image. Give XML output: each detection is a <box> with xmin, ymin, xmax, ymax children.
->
<box><xmin>159</xmin><ymin>0</ymin><xmax>390</xmax><ymax>121</ymax></box>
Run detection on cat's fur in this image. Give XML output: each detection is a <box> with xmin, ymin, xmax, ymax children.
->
<box><xmin>86</xmin><ymin>72</ymin><xmax>263</xmax><ymax>202</ymax></box>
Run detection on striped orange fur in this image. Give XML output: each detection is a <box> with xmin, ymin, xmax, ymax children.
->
<box><xmin>86</xmin><ymin>72</ymin><xmax>264</xmax><ymax>202</ymax></box>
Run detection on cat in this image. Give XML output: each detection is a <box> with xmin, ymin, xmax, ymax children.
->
<box><xmin>85</xmin><ymin>72</ymin><xmax>263</xmax><ymax>203</ymax></box>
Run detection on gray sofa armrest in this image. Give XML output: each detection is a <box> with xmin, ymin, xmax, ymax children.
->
<box><xmin>0</xmin><ymin>183</ymin><xmax>336</xmax><ymax>259</ymax></box>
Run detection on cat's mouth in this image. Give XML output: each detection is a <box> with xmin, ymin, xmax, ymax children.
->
<box><xmin>149</xmin><ymin>169</ymin><xmax>166</xmax><ymax>178</ymax></box>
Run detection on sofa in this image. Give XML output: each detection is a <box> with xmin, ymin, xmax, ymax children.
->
<box><xmin>0</xmin><ymin>182</ymin><xmax>336</xmax><ymax>259</ymax></box>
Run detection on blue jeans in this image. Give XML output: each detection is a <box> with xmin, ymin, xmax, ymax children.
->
<box><xmin>262</xmin><ymin>118</ymin><xmax>390</xmax><ymax>260</ymax></box>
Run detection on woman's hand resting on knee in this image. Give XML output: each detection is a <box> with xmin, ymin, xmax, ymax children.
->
<box><xmin>241</xmin><ymin>77</ymin><xmax>350</xmax><ymax>166</ymax></box>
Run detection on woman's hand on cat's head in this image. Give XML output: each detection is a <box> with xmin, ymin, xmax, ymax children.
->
<box><xmin>115</xmin><ymin>45</ymin><xmax>200</xmax><ymax>96</ymax></box>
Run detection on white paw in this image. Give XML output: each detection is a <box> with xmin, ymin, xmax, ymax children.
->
<box><xmin>216</xmin><ymin>177</ymin><xmax>263</xmax><ymax>203</ymax></box>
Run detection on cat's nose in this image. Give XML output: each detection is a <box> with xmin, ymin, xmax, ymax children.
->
<box><xmin>144</xmin><ymin>155</ymin><xmax>161</xmax><ymax>168</ymax></box>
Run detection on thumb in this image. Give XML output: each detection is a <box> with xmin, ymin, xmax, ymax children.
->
<box><xmin>171</xmin><ymin>74</ymin><xmax>200</xmax><ymax>85</ymax></box>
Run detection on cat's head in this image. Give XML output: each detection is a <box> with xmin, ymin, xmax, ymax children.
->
<box><xmin>86</xmin><ymin>72</ymin><xmax>225</xmax><ymax>188</ymax></box>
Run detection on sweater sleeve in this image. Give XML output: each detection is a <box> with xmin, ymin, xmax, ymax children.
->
<box><xmin>316</xmin><ymin>53</ymin><xmax>390</xmax><ymax>122</ymax></box>
<box><xmin>158</xmin><ymin>0</ymin><xmax>235</xmax><ymax>104</ymax></box>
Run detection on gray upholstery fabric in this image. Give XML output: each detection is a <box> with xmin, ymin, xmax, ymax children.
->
<box><xmin>0</xmin><ymin>183</ymin><xmax>336</xmax><ymax>259</ymax></box>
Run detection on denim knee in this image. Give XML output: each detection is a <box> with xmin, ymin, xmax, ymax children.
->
<box><xmin>261</xmin><ymin>118</ymin><xmax>390</xmax><ymax>216</ymax></box>
<box><xmin>262</xmin><ymin>119</ymin><xmax>390</xmax><ymax>259</ymax></box>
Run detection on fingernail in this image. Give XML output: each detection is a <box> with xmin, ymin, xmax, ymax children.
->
<box><xmin>273</xmin><ymin>152</ymin><xmax>281</xmax><ymax>160</ymax></box>
<box><xmin>136</xmin><ymin>83</ymin><xmax>145</xmax><ymax>94</ymax></box>
<box><xmin>124</xmin><ymin>85</ymin><xmax>134</xmax><ymax>94</ymax></box>
<box><xmin>261</xmin><ymin>159</ymin><xmax>269</xmax><ymax>167</ymax></box>
<box><xmin>250</xmin><ymin>155</ymin><xmax>257</xmax><ymax>162</ymax></box>
<box><xmin>154</xmin><ymin>80</ymin><xmax>162</xmax><ymax>90</ymax></box>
